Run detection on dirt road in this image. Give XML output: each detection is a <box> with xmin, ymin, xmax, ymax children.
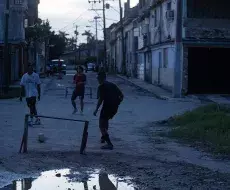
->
<box><xmin>0</xmin><ymin>71</ymin><xmax>230</xmax><ymax>189</ymax></box>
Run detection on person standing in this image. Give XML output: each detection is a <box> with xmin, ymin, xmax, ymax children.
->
<box><xmin>94</xmin><ymin>73</ymin><xmax>123</xmax><ymax>150</ymax></box>
<box><xmin>71</xmin><ymin>66</ymin><xmax>86</xmax><ymax>114</ymax></box>
<box><xmin>20</xmin><ymin>65</ymin><xmax>41</xmax><ymax>125</ymax></box>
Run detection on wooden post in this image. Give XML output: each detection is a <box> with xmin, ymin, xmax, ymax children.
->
<box><xmin>23</xmin><ymin>115</ymin><xmax>29</xmax><ymax>153</ymax></box>
<box><xmin>80</xmin><ymin>121</ymin><xmax>89</xmax><ymax>154</ymax></box>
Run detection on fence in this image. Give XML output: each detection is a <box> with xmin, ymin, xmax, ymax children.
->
<box><xmin>19</xmin><ymin>114</ymin><xmax>89</xmax><ymax>154</ymax></box>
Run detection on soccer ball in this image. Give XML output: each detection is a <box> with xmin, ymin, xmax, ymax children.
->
<box><xmin>38</xmin><ymin>133</ymin><xmax>45</xmax><ymax>143</ymax></box>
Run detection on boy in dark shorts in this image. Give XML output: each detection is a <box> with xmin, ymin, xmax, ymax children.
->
<box><xmin>71</xmin><ymin>66</ymin><xmax>86</xmax><ymax>114</ymax></box>
<box><xmin>20</xmin><ymin>64</ymin><xmax>41</xmax><ymax>125</ymax></box>
<box><xmin>94</xmin><ymin>73</ymin><xmax>123</xmax><ymax>150</ymax></box>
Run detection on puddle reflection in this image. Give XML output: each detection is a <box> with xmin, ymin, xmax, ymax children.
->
<box><xmin>4</xmin><ymin>169</ymin><xmax>135</xmax><ymax>190</ymax></box>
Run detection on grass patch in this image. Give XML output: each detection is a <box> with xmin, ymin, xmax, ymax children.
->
<box><xmin>168</xmin><ymin>104</ymin><xmax>230</xmax><ymax>155</ymax></box>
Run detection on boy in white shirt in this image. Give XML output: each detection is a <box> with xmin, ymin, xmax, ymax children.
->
<box><xmin>20</xmin><ymin>65</ymin><xmax>41</xmax><ymax>125</ymax></box>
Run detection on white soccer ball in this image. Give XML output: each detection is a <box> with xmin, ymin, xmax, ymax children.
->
<box><xmin>38</xmin><ymin>133</ymin><xmax>45</xmax><ymax>143</ymax></box>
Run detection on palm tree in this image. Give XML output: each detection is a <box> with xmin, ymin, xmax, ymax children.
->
<box><xmin>82</xmin><ymin>30</ymin><xmax>93</xmax><ymax>43</ymax></box>
<box><xmin>58</xmin><ymin>31</ymin><xmax>69</xmax><ymax>43</ymax></box>
<box><xmin>67</xmin><ymin>37</ymin><xmax>77</xmax><ymax>51</ymax></box>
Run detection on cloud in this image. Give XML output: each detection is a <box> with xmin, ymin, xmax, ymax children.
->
<box><xmin>39</xmin><ymin>0</ymin><xmax>139</xmax><ymax>42</ymax></box>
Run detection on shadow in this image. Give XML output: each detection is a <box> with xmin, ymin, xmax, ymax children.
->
<box><xmin>99</xmin><ymin>172</ymin><xmax>117</xmax><ymax>190</ymax></box>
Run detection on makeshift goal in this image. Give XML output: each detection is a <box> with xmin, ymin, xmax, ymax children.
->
<box><xmin>19</xmin><ymin>114</ymin><xmax>89</xmax><ymax>154</ymax></box>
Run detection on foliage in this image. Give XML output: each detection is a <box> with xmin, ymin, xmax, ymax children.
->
<box><xmin>167</xmin><ymin>104</ymin><xmax>230</xmax><ymax>155</ymax></box>
<box><xmin>25</xmin><ymin>19</ymin><xmax>51</xmax><ymax>43</ymax></box>
<box><xmin>49</xmin><ymin>31</ymin><xmax>69</xmax><ymax>60</ymax></box>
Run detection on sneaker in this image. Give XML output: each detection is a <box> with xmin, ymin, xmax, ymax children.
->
<box><xmin>72</xmin><ymin>108</ymin><xmax>77</xmax><ymax>114</ymax></box>
<box><xmin>101</xmin><ymin>136</ymin><xmax>106</xmax><ymax>143</ymax></box>
<box><xmin>28</xmin><ymin>121</ymin><xmax>33</xmax><ymax>127</ymax></box>
<box><xmin>34</xmin><ymin>118</ymin><xmax>41</xmax><ymax>125</ymax></box>
<box><xmin>101</xmin><ymin>144</ymin><xmax>113</xmax><ymax>150</ymax></box>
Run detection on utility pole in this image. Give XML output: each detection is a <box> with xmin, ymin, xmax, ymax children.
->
<box><xmin>74</xmin><ymin>25</ymin><xmax>78</xmax><ymax>64</ymax></box>
<box><xmin>173</xmin><ymin>0</ymin><xmax>183</xmax><ymax>98</ymax></box>
<box><xmin>3</xmin><ymin>0</ymin><xmax>10</xmax><ymax>92</ymax></box>
<box><xmin>88</xmin><ymin>0</ymin><xmax>110</xmax><ymax>70</ymax></box>
<box><xmin>102</xmin><ymin>0</ymin><xmax>107</xmax><ymax>70</ymax></box>
<box><xmin>119</xmin><ymin>0</ymin><xmax>126</xmax><ymax>75</ymax></box>
<box><xmin>94</xmin><ymin>16</ymin><xmax>100</xmax><ymax>68</ymax></box>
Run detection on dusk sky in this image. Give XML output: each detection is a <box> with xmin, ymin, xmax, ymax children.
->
<box><xmin>39</xmin><ymin>0</ymin><xmax>139</xmax><ymax>43</ymax></box>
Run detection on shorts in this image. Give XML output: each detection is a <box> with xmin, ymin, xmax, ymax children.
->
<box><xmin>26</xmin><ymin>96</ymin><xmax>36</xmax><ymax>107</ymax></box>
<box><xmin>100</xmin><ymin>105</ymin><xmax>118</xmax><ymax>120</ymax></box>
<box><xmin>71</xmin><ymin>89</ymin><xmax>85</xmax><ymax>100</ymax></box>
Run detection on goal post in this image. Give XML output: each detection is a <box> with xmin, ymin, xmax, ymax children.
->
<box><xmin>19</xmin><ymin>114</ymin><xmax>89</xmax><ymax>155</ymax></box>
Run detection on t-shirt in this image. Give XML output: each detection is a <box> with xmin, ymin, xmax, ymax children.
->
<box><xmin>73</xmin><ymin>74</ymin><xmax>86</xmax><ymax>90</ymax></box>
<box><xmin>97</xmin><ymin>81</ymin><xmax>123</xmax><ymax>107</ymax></box>
<box><xmin>20</xmin><ymin>72</ymin><xmax>41</xmax><ymax>98</ymax></box>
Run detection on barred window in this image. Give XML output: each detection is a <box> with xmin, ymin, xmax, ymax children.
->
<box><xmin>14</xmin><ymin>0</ymin><xmax>23</xmax><ymax>5</ymax></box>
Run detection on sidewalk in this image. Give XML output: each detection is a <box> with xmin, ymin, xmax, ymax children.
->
<box><xmin>116</xmin><ymin>75</ymin><xmax>202</xmax><ymax>103</ymax></box>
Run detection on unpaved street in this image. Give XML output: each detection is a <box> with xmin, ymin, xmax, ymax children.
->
<box><xmin>0</xmin><ymin>71</ymin><xmax>230</xmax><ymax>189</ymax></box>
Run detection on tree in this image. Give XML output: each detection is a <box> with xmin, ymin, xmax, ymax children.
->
<box><xmin>82</xmin><ymin>30</ymin><xmax>94</xmax><ymax>43</ymax></box>
<box><xmin>25</xmin><ymin>19</ymin><xmax>52</xmax><ymax>43</ymax></box>
<box><xmin>66</xmin><ymin>37</ymin><xmax>76</xmax><ymax>51</ymax></box>
<box><xmin>49</xmin><ymin>31</ymin><xmax>69</xmax><ymax>60</ymax></box>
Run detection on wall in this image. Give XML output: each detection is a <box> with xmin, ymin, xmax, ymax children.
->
<box><xmin>151</xmin><ymin>45</ymin><xmax>175</xmax><ymax>89</ymax></box>
<box><xmin>149</xmin><ymin>0</ymin><xmax>177</xmax><ymax>45</ymax></box>
<box><xmin>0</xmin><ymin>0</ymin><xmax>27</xmax><ymax>43</ymax></box>
<box><xmin>115</xmin><ymin>33</ymin><xmax>122</xmax><ymax>73</ymax></box>
<box><xmin>184</xmin><ymin>0</ymin><xmax>230</xmax><ymax>39</ymax></box>
<box><xmin>124</xmin><ymin>21</ymin><xmax>134</xmax><ymax>76</ymax></box>
<box><xmin>137</xmin><ymin>53</ymin><xmax>144</xmax><ymax>80</ymax></box>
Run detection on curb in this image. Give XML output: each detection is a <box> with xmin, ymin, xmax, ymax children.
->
<box><xmin>116</xmin><ymin>75</ymin><xmax>166</xmax><ymax>100</ymax></box>
<box><xmin>116</xmin><ymin>75</ymin><xmax>203</xmax><ymax>103</ymax></box>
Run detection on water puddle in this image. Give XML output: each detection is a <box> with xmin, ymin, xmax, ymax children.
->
<box><xmin>2</xmin><ymin>169</ymin><xmax>136</xmax><ymax>190</ymax></box>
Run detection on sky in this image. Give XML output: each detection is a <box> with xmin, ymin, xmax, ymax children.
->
<box><xmin>39</xmin><ymin>0</ymin><xmax>139</xmax><ymax>44</ymax></box>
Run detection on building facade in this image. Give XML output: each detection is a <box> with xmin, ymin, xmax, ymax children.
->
<box><xmin>107</xmin><ymin>0</ymin><xmax>230</xmax><ymax>95</ymax></box>
<box><xmin>0</xmin><ymin>0</ymin><xmax>28</xmax><ymax>86</ymax></box>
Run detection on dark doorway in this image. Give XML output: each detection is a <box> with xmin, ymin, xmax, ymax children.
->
<box><xmin>188</xmin><ymin>47</ymin><xmax>230</xmax><ymax>94</ymax></box>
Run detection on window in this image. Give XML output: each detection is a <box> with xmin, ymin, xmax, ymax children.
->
<box><xmin>154</xmin><ymin>10</ymin><xmax>157</xmax><ymax>27</ymax></box>
<box><xmin>163</xmin><ymin>48</ymin><xmax>168</xmax><ymax>68</ymax></box>
<box><xmin>167</xmin><ymin>2</ymin><xmax>172</xmax><ymax>10</ymax></box>
<box><xmin>14</xmin><ymin>0</ymin><xmax>23</xmax><ymax>5</ymax></box>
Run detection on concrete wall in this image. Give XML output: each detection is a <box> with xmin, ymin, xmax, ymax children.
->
<box><xmin>0</xmin><ymin>0</ymin><xmax>27</xmax><ymax>43</ymax></box>
<box><xmin>151</xmin><ymin>44</ymin><xmax>175</xmax><ymax>89</ymax></box>
<box><xmin>115</xmin><ymin>33</ymin><xmax>122</xmax><ymax>73</ymax></box>
<box><xmin>149</xmin><ymin>0</ymin><xmax>177</xmax><ymax>44</ymax></box>
<box><xmin>137</xmin><ymin>53</ymin><xmax>144</xmax><ymax>80</ymax></box>
<box><xmin>184</xmin><ymin>0</ymin><xmax>230</xmax><ymax>39</ymax></box>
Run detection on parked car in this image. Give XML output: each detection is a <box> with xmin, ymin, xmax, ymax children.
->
<box><xmin>87</xmin><ymin>63</ymin><xmax>95</xmax><ymax>71</ymax></box>
<box><xmin>49</xmin><ymin>59</ymin><xmax>67</xmax><ymax>75</ymax></box>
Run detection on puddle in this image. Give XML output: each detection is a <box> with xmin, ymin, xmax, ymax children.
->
<box><xmin>2</xmin><ymin>169</ymin><xmax>136</xmax><ymax>190</ymax></box>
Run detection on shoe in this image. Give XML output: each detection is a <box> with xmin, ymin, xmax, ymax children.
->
<box><xmin>101</xmin><ymin>136</ymin><xmax>106</xmax><ymax>143</ymax></box>
<box><xmin>101</xmin><ymin>144</ymin><xmax>113</xmax><ymax>150</ymax></box>
<box><xmin>80</xmin><ymin>110</ymin><xmax>83</xmax><ymax>115</ymax></box>
<box><xmin>72</xmin><ymin>108</ymin><xmax>77</xmax><ymax>114</ymax></box>
<box><xmin>35</xmin><ymin>118</ymin><xmax>41</xmax><ymax>125</ymax></box>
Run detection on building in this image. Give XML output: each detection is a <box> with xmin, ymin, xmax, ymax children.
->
<box><xmin>107</xmin><ymin>0</ymin><xmax>138</xmax><ymax>75</ymax></box>
<box><xmin>182</xmin><ymin>0</ymin><xmax>230</xmax><ymax>94</ymax></box>
<box><xmin>107</xmin><ymin>0</ymin><xmax>230</xmax><ymax>96</ymax></box>
<box><xmin>0</xmin><ymin>0</ymin><xmax>28</xmax><ymax>86</ymax></box>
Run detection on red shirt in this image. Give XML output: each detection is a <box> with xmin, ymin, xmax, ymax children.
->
<box><xmin>73</xmin><ymin>74</ymin><xmax>86</xmax><ymax>90</ymax></box>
